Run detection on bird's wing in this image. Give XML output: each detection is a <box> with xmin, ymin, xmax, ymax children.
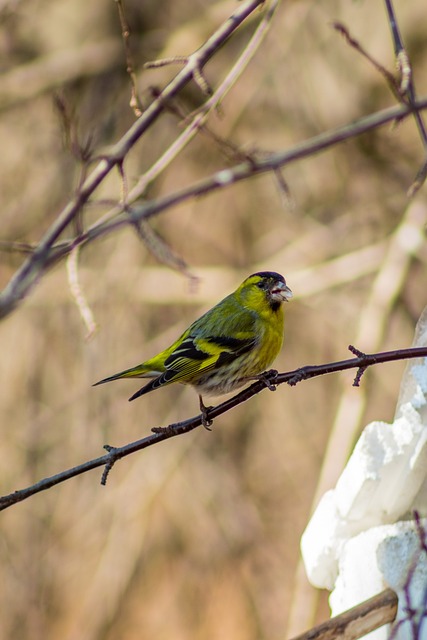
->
<box><xmin>161</xmin><ymin>333</ymin><xmax>257</xmax><ymax>384</ymax></box>
<box><xmin>128</xmin><ymin>302</ymin><xmax>260</xmax><ymax>401</ymax></box>
<box><xmin>128</xmin><ymin>333</ymin><xmax>257</xmax><ymax>401</ymax></box>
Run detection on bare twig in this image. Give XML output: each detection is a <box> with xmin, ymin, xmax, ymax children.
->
<box><xmin>1</xmin><ymin>97</ymin><xmax>427</xmax><ymax>299</ymax></box>
<box><xmin>408</xmin><ymin>161</ymin><xmax>427</xmax><ymax>199</ymax></box>
<box><xmin>115</xmin><ymin>0</ymin><xmax>143</xmax><ymax>116</ymax></box>
<box><xmin>66</xmin><ymin>246</ymin><xmax>97</xmax><ymax>339</ymax></box>
<box><xmin>133</xmin><ymin>219</ymin><xmax>198</xmax><ymax>281</ymax></box>
<box><xmin>145</xmin><ymin>55</ymin><xmax>213</xmax><ymax>96</ymax></box>
<box><xmin>382</xmin><ymin>0</ymin><xmax>427</xmax><ymax>196</ymax></box>
<box><xmin>333</xmin><ymin>22</ymin><xmax>402</xmax><ymax>101</ymax></box>
<box><xmin>84</xmin><ymin>97</ymin><xmax>427</xmax><ymax>239</ymax></box>
<box><xmin>0</xmin><ymin>0</ymin><xmax>265</xmax><ymax>320</ymax></box>
<box><xmin>1</xmin><ymin>346</ymin><xmax>427</xmax><ymax>510</ymax></box>
<box><xmin>383</xmin><ymin>0</ymin><xmax>420</xmax><ymax>110</ymax></box>
<box><xmin>334</xmin><ymin>9</ymin><xmax>427</xmax><ymax>197</ymax></box>
<box><xmin>0</xmin><ymin>240</ymin><xmax>37</xmax><ymax>255</ymax></box>
<box><xmin>122</xmin><ymin>0</ymin><xmax>280</xmax><ymax>203</ymax></box>
<box><xmin>186</xmin><ymin>0</ymin><xmax>281</xmax><ymax>120</ymax></box>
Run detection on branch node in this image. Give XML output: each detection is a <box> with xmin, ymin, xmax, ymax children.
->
<box><xmin>151</xmin><ymin>424</ymin><xmax>178</xmax><ymax>435</ymax></box>
<box><xmin>144</xmin><ymin>55</ymin><xmax>213</xmax><ymax>96</ymax></box>
<box><xmin>287</xmin><ymin>366</ymin><xmax>310</xmax><ymax>387</ymax></box>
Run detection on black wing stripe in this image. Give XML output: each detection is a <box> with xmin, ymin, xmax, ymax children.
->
<box><xmin>205</xmin><ymin>336</ymin><xmax>254</xmax><ymax>350</ymax></box>
<box><xmin>164</xmin><ymin>340</ymin><xmax>207</xmax><ymax>366</ymax></box>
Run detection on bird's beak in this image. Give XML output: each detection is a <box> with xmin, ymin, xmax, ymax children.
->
<box><xmin>271</xmin><ymin>281</ymin><xmax>293</xmax><ymax>302</ymax></box>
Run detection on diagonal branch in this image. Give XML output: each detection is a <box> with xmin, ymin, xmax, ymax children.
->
<box><xmin>83</xmin><ymin>97</ymin><xmax>427</xmax><ymax>239</ymax></box>
<box><xmin>0</xmin><ymin>0</ymin><xmax>265</xmax><ymax>320</ymax></box>
<box><xmin>1</xmin><ymin>345</ymin><xmax>427</xmax><ymax>511</ymax></box>
<box><xmin>116</xmin><ymin>0</ymin><xmax>281</xmax><ymax>207</ymax></box>
<box><xmin>1</xmin><ymin>96</ymin><xmax>427</xmax><ymax>317</ymax></box>
<box><xmin>17</xmin><ymin>96</ymin><xmax>426</xmax><ymax>271</ymax></box>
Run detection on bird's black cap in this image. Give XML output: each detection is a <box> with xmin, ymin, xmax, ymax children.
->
<box><xmin>251</xmin><ymin>271</ymin><xmax>285</xmax><ymax>282</ymax></box>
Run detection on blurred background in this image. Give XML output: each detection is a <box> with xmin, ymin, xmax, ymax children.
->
<box><xmin>0</xmin><ymin>0</ymin><xmax>426</xmax><ymax>638</ymax></box>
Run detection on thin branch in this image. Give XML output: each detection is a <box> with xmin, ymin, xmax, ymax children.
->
<box><xmin>383</xmin><ymin>0</ymin><xmax>422</xmax><ymax>112</ymax></box>
<box><xmin>0</xmin><ymin>9</ymin><xmax>425</xmax><ymax>321</ymax></box>
<box><xmin>66</xmin><ymin>246</ymin><xmax>97</xmax><ymax>339</ymax></box>
<box><xmin>0</xmin><ymin>240</ymin><xmax>37</xmax><ymax>255</ymax></box>
<box><xmin>1</xmin><ymin>345</ymin><xmax>427</xmax><ymax>511</ymax></box>
<box><xmin>2</xmin><ymin>96</ymin><xmax>427</xmax><ymax>287</ymax></box>
<box><xmin>382</xmin><ymin>0</ymin><xmax>427</xmax><ymax>197</ymax></box>
<box><xmin>0</xmin><ymin>0</ymin><xmax>265</xmax><ymax>320</ymax></box>
<box><xmin>115</xmin><ymin>0</ymin><xmax>143</xmax><ymax>116</ymax></box>
<box><xmin>131</xmin><ymin>220</ymin><xmax>198</xmax><ymax>281</ymax></box>
<box><xmin>333</xmin><ymin>22</ymin><xmax>402</xmax><ymax>102</ymax></box>
<box><xmin>334</xmin><ymin>10</ymin><xmax>427</xmax><ymax>197</ymax></box>
<box><xmin>83</xmin><ymin>97</ymin><xmax>427</xmax><ymax>239</ymax></box>
<box><xmin>117</xmin><ymin>0</ymin><xmax>280</xmax><ymax>206</ymax></box>
<box><xmin>408</xmin><ymin>161</ymin><xmax>427</xmax><ymax>198</ymax></box>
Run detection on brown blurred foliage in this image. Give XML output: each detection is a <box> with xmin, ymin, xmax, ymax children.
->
<box><xmin>0</xmin><ymin>0</ymin><xmax>426</xmax><ymax>639</ymax></box>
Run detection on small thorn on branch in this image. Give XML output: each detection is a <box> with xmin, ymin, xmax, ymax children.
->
<box><xmin>353</xmin><ymin>366</ymin><xmax>367</xmax><ymax>387</ymax></box>
<box><xmin>144</xmin><ymin>55</ymin><xmax>213</xmax><ymax>96</ymax></box>
<box><xmin>144</xmin><ymin>56</ymin><xmax>188</xmax><ymax>70</ymax></box>
<box><xmin>101</xmin><ymin>444</ymin><xmax>119</xmax><ymax>485</ymax></box>
<box><xmin>348</xmin><ymin>344</ymin><xmax>366</xmax><ymax>357</ymax></box>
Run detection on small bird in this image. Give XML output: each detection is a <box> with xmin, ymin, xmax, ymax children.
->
<box><xmin>94</xmin><ymin>271</ymin><xmax>292</xmax><ymax>426</ymax></box>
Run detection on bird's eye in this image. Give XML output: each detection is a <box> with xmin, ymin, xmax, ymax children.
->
<box><xmin>256</xmin><ymin>280</ymin><xmax>265</xmax><ymax>289</ymax></box>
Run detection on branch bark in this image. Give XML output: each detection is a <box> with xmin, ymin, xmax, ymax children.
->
<box><xmin>289</xmin><ymin>589</ymin><xmax>397</xmax><ymax>640</ymax></box>
<box><xmin>1</xmin><ymin>345</ymin><xmax>427</xmax><ymax>511</ymax></box>
<box><xmin>0</xmin><ymin>0</ymin><xmax>265</xmax><ymax>320</ymax></box>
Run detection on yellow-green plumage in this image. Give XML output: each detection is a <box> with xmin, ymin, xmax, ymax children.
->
<box><xmin>94</xmin><ymin>272</ymin><xmax>292</xmax><ymax>407</ymax></box>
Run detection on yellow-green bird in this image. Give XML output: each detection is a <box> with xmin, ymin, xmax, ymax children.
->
<box><xmin>94</xmin><ymin>271</ymin><xmax>292</xmax><ymax>425</ymax></box>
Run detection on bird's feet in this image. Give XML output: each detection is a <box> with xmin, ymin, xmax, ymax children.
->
<box><xmin>255</xmin><ymin>369</ymin><xmax>278</xmax><ymax>391</ymax></box>
<box><xmin>199</xmin><ymin>395</ymin><xmax>214</xmax><ymax>430</ymax></box>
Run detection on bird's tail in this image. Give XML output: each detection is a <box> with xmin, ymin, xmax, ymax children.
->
<box><xmin>93</xmin><ymin>364</ymin><xmax>157</xmax><ymax>387</ymax></box>
<box><xmin>128</xmin><ymin>378</ymin><xmax>160</xmax><ymax>401</ymax></box>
